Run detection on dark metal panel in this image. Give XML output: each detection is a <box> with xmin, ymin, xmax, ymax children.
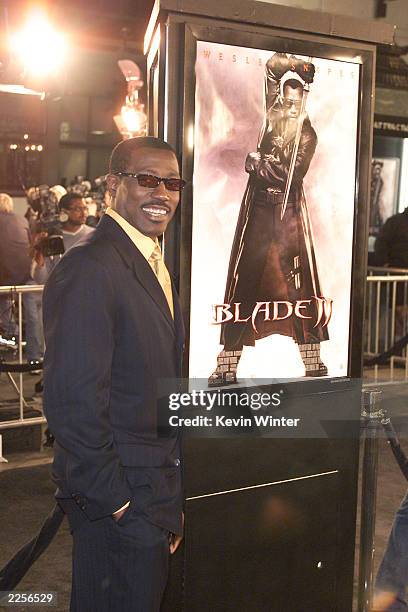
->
<box><xmin>161</xmin><ymin>20</ymin><xmax>184</xmax><ymax>279</ymax></box>
<box><xmin>163</xmin><ymin>21</ymin><xmax>185</xmax><ymax>150</ymax></box>
<box><xmin>162</xmin><ymin>435</ymin><xmax>360</xmax><ymax>611</ymax></box>
<box><xmin>158</xmin><ymin>26</ymin><xmax>167</xmax><ymax>141</ymax></box>
<box><xmin>184</xmin><ymin>473</ymin><xmax>340</xmax><ymax>611</ymax></box>
<box><xmin>172</xmin><ymin>14</ymin><xmax>375</xmax><ymax>63</ymax></box>
<box><xmin>146</xmin><ymin>52</ymin><xmax>158</xmax><ymax>137</ymax></box>
<box><xmin>145</xmin><ymin>0</ymin><xmax>394</xmax><ymax>49</ymax></box>
<box><xmin>148</xmin><ymin>18</ymin><xmax>185</xmax><ymax>280</ymax></box>
<box><xmin>330</xmin><ymin>11</ymin><xmax>394</xmax><ymax>45</ymax></box>
<box><xmin>161</xmin><ymin>435</ymin><xmax>361</xmax><ymax>612</ymax></box>
<box><xmin>182</xmin><ymin>383</ymin><xmax>361</xmax><ymax>496</ymax></box>
<box><xmin>177</xmin><ymin>23</ymin><xmax>198</xmax><ymax>374</ymax></box>
<box><xmin>349</xmin><ymin>49</ymin><xmax>376</xmax><ymax>379</ymax></box>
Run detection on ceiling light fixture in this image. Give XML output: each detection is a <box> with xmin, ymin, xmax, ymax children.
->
<box><xmin>114</xmin><ymin>60</ymin><xmax>147</xmax><ymax>140</ymax></box>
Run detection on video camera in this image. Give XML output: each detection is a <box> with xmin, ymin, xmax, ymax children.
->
<box><xmin>26</xmin><ymin>185</ymin><xmax>67</xmax><ymax>257</ymax></box>
<box><xmin>68</xmin><ymin>176</ymin><xmax>92</xmax><ymax>198</ymax></box>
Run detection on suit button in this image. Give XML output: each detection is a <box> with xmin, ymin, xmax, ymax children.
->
<box><xmin>174</xmin><ymin>459</ymin><xmax>180</xmax><ymax>467</ymax></box>
<box><xmin>80</xmin><ymin>504</ymin><xmax>86</xmax><ymax>511</ymax></box>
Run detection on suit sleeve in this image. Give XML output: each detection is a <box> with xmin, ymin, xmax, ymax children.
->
<box><xmin>43</xmin><ymin>250</ymin><xmax>132</xmax><ymax>520</ymax></box>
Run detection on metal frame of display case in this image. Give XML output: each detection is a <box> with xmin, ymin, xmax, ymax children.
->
<box><xmin>144</xmin><ymin>3</ymin><xmax>394</xmax><ymax>610</ymax></box>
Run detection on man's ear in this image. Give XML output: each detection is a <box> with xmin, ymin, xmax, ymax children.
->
<box><xmin>106</xmin><ymin>174</ymin><xmax>119</xmax><ymax>197</ymax></box>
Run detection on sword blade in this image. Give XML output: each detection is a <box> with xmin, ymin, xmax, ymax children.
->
<box><xmin>281</xmin><ymin>87</ymin><xmax>309</xmax><ymax>220</ymax></box>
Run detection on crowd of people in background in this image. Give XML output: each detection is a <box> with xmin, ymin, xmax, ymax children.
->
<box><xmin>0</xmin><ymin>185</ymin><xmax>101</xmax><ymax>370</ymax></box>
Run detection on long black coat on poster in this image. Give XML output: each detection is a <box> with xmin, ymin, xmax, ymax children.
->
<box><xmin>42</xmin><ymin>214</ymin><xmax>184</xmax><ymax>536</ymax></box>
<box><xmin>221</xmin><ymin>65</ymin><xmax>329</xmax><ymax>350</ymax></box>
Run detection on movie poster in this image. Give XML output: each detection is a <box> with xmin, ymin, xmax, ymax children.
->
<box><xmin>189</xmin><ymin>42</ymin><xmax>360</xmax><ymax>384</ymax></box>
<box><xmin>370</xmin><ymin>157</ymin><xmax>400</xmax><ymax>235</ymax></box>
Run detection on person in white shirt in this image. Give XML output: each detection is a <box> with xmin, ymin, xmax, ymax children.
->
<box><xmin>29</xmin><ymin>193</ymin><xmax>95</xmax><ymax>373</ymax></box>
<box><xmin>60</xmin><ymin>192</ymin><xmax>95</xmax><ymax>250</ymax></box>
<box><xmin>33</xmin><ymin>192</ymin><xmax>95</xmax><ymax>283</ymax></box>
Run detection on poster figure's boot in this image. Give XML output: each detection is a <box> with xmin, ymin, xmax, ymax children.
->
<box><xmin>208</xmin><ymin>349</ymin><xmax>242</xmax><ymax>386</ymax></box>
<box><xmin>298</xmin><ymin>343</ymin><xmax>328</xmax><ymax>377</ymax></box>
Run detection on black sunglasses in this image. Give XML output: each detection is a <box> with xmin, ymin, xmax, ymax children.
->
<box><xmin>113</xmin><ymin>172</ymin><xmax>186</xmax><ymax>192</ymax></box>
<box><xmin>282</xmin><ymin>99</ymin><xmax>302</xmax><ymax>109</ymax></box>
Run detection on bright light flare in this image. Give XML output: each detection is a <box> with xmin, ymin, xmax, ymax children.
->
<box><xmin>120</xmin><ymin>104</ymin><xmax>147</xmax><ymax>136</ymax></box>
<box><xmin>10</xmin><ymin>12</ymin><xmax>67</xmax><ymax>77</ymax></box>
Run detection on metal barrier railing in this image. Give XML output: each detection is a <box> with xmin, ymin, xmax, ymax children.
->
<box><xmin>364</xmin><ymin>267</ymin><xmax>408</xmax><ymax>385</ymax></box>
<box><xmin>358</xmin><ymin>389</ymin><xmax>382</xmax><ymax>612</ymax></box>
<box><xmin>0</xmin><ymin>284</ymin><xmax>46</xmax><ymax>431</ymax></box>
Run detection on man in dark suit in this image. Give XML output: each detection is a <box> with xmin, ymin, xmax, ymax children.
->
<box><xmin>43</xmin><ymin>137</ymin><xmax>186</xmax><ymax>611</ymax></box>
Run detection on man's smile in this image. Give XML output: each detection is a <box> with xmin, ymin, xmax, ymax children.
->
<box><xmin>141</xmin><ymin>204</ymin><xmax>171</xmax><ymax>219</ymax></box>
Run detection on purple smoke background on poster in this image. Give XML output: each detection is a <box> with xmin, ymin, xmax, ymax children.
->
<box><xmin>189</xmin><ymin>41</ymin><xmax>360</xmax><ymax>380</ymax></box>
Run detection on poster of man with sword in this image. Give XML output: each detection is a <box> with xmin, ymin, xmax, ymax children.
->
<box><xmin>189</xmin><ymin>43</ymin><xmax>360</xmax><ymax>383</ymax></box>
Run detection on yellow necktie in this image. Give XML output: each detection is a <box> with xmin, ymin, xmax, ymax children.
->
<box><xmin>149</xmin><ymin>244</ymin><xmax>174</xmax><ymax>319</ymax></box>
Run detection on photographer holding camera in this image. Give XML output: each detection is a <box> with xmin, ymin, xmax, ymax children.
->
<box><xmin>32</xmin><ymin>192</ymin><xmax>95</xmax><ymax>283</ymax></box>
<box><xmin>27</xmin><ymin>191</ymin><xmax>94</xmax><ymax>373</ymax></box>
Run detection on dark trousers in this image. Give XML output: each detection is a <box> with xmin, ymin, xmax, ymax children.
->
<box><xmin>68</xmin><ymin>507</ymin><xmax>170</xmax><ymax>612</ymax></box>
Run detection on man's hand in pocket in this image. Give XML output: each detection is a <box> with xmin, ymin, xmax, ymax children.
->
<box><xmin>112</xmin><ymin>501</ymin><xmax>130</xmax><ymax>522</ymax></box>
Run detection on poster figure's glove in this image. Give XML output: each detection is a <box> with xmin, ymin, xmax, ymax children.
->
<box><xmin>266</xmin><ymin>53</ymin><xmax>315</xmax><ymax>84</ymax></box>
<box><xmin>263</xmin><ymin>152</ymin><xmax>281</xmax><ymax>166</ymax></box>
<box><xmin>293</xmin><ymin>57</ymin><xmax>315</xmax><ymax>84</ymax></box>
<box><xmin>265</xmin><ymin>53</ymin><xmax>291</xmax><ymax>80</ymax></box>
<box><xmin>245</xmin><ymin>152</ymin><xmax>261</xmax><ymax>173</ymax></box>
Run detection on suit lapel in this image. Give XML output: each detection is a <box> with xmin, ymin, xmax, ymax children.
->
<box><xmin>96</xmin><ymin>215</ymin><xmax>175</xmax><ymax>334</ymax></box>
